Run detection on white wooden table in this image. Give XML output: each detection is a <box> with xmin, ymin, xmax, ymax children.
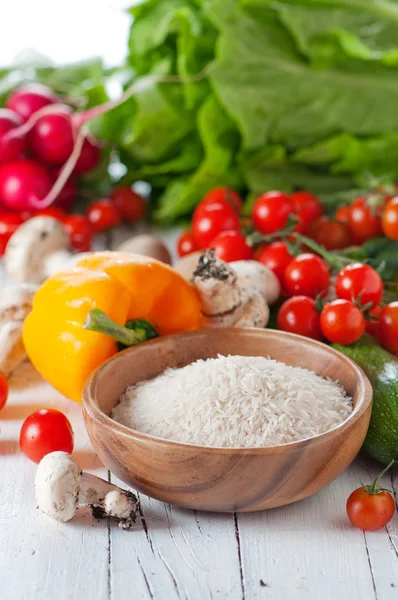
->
<box><xmin>1</xmin><ymin>227</ymin><xmax>398</xmax><ymax>600</ymax></box>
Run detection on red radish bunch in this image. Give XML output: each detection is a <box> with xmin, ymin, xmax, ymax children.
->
<box><xmin>0</xmin><ymin>83</ymin><xmax>147</xmax><ymax>255</ymax></box>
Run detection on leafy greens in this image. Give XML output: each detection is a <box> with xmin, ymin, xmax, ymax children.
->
<box><xmin>112</xmin><ymin>0</ymin><xmax>398</xmax><ymax>222</ymax></box>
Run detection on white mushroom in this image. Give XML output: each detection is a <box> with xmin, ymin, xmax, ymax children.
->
<box><xmin>5</xmin><ymin>217</ymin><xmax>75</xmax><ymax>284</ymax></box>
<box><xmin>35</xmin><ymin>452</ymin><xmax>138</xmax><ymax>530</ymax></box>
<box><xmin>193</xmin><ymin>250</ymin><xmax>241</xmax><ymax>316</ymax></box>
<box><xmin>117</xmin><ymin>234</ymin><xmax>172</xmax><ymax>264</ymax></box>
<box><xmin>192</xmin><ymin>250</ymin><xmax>269</xmax><ymax>328</ymax></box>
<box><xmin>231</xmin><ymin>260</ymin><xmax>280</xmax><ymax>305</ymax></box>
<box><xmin>173</xmin><ymin>251</ymin><xmax>202</xmax><ymax>281</ymax></box>
<box><xmin>0</xmin><ymin>284</ymin><xmax>38</xmax><ymax>376</ymax></box>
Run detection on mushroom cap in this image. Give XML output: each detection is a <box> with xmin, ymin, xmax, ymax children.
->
<box><xmin>35</xmin><ymin>452</ymin><xmax>81</xmax><ymax>523</ymax></box>
<box><xmin>5</xmin><ymin>217</ymin><xmax>69</xmax><ymax>284</ymax></box>
<box><xmin>117</xmin><ymin>234</ymin><xmax>172</xmax><ymax>265</ymax></box>
<box><xmin>0</xmin><ymin>283</ymin><xmax>38</xmax><ymax>375</ymax></box>
<box><xmin>231</xmin><ymin>260</ymin><xmax>281</xmax><ymax>305</ymax></box>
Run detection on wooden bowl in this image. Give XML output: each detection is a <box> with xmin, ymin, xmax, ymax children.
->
<box><xmin>83</xmin><ymin>328</ymin><xmax>372</xmax><ymax>512</ymax></box>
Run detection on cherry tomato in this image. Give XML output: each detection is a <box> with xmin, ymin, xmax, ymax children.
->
<box><xmin>320</xmin><ymin>299</ymin><xmax>365</xmax><ymax>344</ymax></box>
<box><xmin>335</xmin><ymin>263</ymin><xmax>383</xmax><ymax>308</ymax></box>
<box><xmin>63</xmin><ymin>215</ymin><xmax>93</xmax><ymax>252</ymax></box>
<box><xmin>33</xmin><ymin>207</ymin><xmax>67</xmax><ymax>221</ymax></box>
<box><xmin>336</xmin><ymin>205</ymin><xmax>351</xmax><ymax>224</ymax></box>
<box><xmin>378</xmin><ymin>302</ymin><xmax>398</xmax><ymax>354</ymax></box>
<box><xmin>0</xmin><ymin>212</ymin><xmax>24</xmax><ymax>256</ymax></box>
<box><xmin>366</xmin><ymin>305</ymin><xmax>382</xmax><ymax>338</ymax></box>
<box><xmin>201</xmin><ymin>187</ymin><xmax>242</xmax><ymax>214</ymax></box>
<box><xmin>382</xmin><ymin>197</ymin><xmax>398</xmax><ymax>240</ymax></box>
<box><xmin>111</xmin><ymin>186</ymin><xmax>147</xmax><ymax>223</ymax></box>
<box><xmin>284</xmin><ymin>254</ymin><xmax>330</xmax><ymax>299</ymax></box>
<box><xmin>211</xmin><ymin>230</ymin><xmax>253</xmax><ymax>262</ymax></box>
<box><xmin>255</xmin><ymin>241</ymin><xmax>293</xmax><ymax>285</ymax></box>
<box><xmin>177</xmin><ymin>231</ymin><xmax>198</xmax><ymax>257</ymax></box>
<box><xmin>291</xmin><ymin>191</ymin><xmax>323</xmax><ymax>233</ymax></box>
<box><xmin>86</xmin><ymin>199</ymin><xmax>122</xmax><ymax>233</ymax></box>
<box><xmin>252</xmin><ymin>191</ymin><xmax>293</xmax><ymax>235</ymax></box>
<box><xmin>0</xmin><ymin>374</ymin><xmax>8</xmax><ymax>411</ymax></box>
<box><xmin>192</xmin><ymin>202</ymin><xmax>240</xmax><ymax>249</ymax></box>
<box><xmin>19</xmin><ymin>408</ymin><xmax>74</xmax><ymax>463</ymax></box>
<box><xmin>348</xmin><ymin>198</ymin><xmax>382</xmax><ymax>243</ymax></box>
<box><xmin>308</xmin><ymin>217</ymin><xmax>352</xmax><ymax>251</ymax></box>
<box><xmin>277</xmin><ymin>296</ymin><xmax>322</xmax><ymax>340</ymax></box>
<box><xmin>347</xmin><ymin>487</ymin><xmax>395</xmax><ymax>531</ymax></box>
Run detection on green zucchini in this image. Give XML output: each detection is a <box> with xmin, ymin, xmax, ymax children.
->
<box><xmin>334</xmin><ymin>336</ymin><xmax>398</xmax><ymax>465</ymax></box>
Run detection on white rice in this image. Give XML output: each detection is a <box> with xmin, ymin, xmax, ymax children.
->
<box><xmin>112</xmin><ymin>355</ymin><xmax>353</xmax><ymax>448</ymax></box>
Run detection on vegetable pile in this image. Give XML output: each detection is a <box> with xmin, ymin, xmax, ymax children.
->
<box><xmin>176</xmin><ymin>185</ymin><xmax>398</xmax><ymax>354</ymax></box>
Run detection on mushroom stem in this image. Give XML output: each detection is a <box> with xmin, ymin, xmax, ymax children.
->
<box><xmin>83</xmin><ymin>309</ymin><xmax>158</xmax><ymax>347</ymax></box>
<box><xmin>78</xmin><ymin>473</ymin><xmax>138</xmax><ymax>528</ymax></box>
<box><xmin>192</xmin><ymin>250</ymin><xmax>241</xmax><ymax>316</ymax></box>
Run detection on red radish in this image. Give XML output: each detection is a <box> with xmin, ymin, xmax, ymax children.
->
<box><xmin>73</xmin><ymin>138</ymin><xmax>101</xmax><ymax>174</ymax></box>
<box><xmin>0</xmin><ymin>160</ymin><xmax>52</xmax><ymax>211</ymax></box>
<box><xmin>0</xmin><ymin>109</ymin><xmax>25</xmax><ymax>162</ymax></box>
<box><xmin>29</xmin><ymin>105</ymin><xmax>74</xmax><ymax>165</ymax></box>
<box><xmin>6</xmin><ymin>83</ymin><xmax>58</xmax><ymax>123</ymax></box>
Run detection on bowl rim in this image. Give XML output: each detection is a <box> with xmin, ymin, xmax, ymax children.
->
<box><xmin>82</xmin><ymin>327</ymin><xmax>373</xmax><ymax>455</ymax></box>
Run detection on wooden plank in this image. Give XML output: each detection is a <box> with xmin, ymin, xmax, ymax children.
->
<box><xmin>0</xmin><ymin>364</ymin><xmax>110</xmax><ymax>600</ymax></box>
<box><xmin>109</xmin><ymin>475</ymin><xmax>243</xmax><ymax>600</ymax></box>
<box><xmin>235</xmin><ymin>458</ymin><xmax>398</xmax><ymax>600</ymax></box>
<box><xmin>364</xmin><ymin>465</ymin><xmax>398</xmax><ymax>599</ymax></box>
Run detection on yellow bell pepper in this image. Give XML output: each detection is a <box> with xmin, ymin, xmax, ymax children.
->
<box><xmin>23</xmin><ymin>252</ymin><xmax>202</xmax><ymax>402</ymax></box>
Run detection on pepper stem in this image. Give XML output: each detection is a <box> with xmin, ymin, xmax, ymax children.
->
<box><xmin>83</xmin><ymin>309</ymin><xmax>157</xmax><ymax>347</ymax></box>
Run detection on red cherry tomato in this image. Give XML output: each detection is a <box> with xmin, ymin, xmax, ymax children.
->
<box><xmin>211</xmin><ymin>230</ymin><xmax>253</xmax><ymax>262</ymax></box>
<box><xmin>320</xmin><ymin>299</ymin><xmax>365</xmax><ymax>344</ymax></box>
<box><xmin>177</xmin><ymin>231</ymin><xmax>199</xmax><ymax>258</ymax></box>
<box><xmin>382</xmin><ymin>197</ymin><xmax>398</xmax><ymax>240</ymax></box>
<box><xmin>335</xmin><ymin>263</ymin><xmax>383</xmax><ymax>308</ymax></box>
<box><xmin>366</xmin><ymin>305</ymin><xmax>382</xmax><ymax>338</ymax></box>
<box><xmin>336</xmin><ymin>205</ymin><xmax>351</xmax><ymax>224</ymax></box>
<box><xmin>255</xmin><ymin>241</ymin><xmax>293</xmax><ymax>285</ymax></box>
<box><xmin>63</xmin><ymin>215</ymin><xmax>93</xmax><ymax>252</ymax></box>
<box><xmin>291</xmin><ymin>191</ymin><xmax>323</xmax><ymax>233</ymax></box>
<box><xmin>0</xmin><ymin>213</ymin><xmax>24</xmax><ymax>256</ymax></box>
<box><xmin>86</xmin><ymin>199</ymin><xmax>122</xmax><ymax>233</ymax></box>
<box><xmin>284</xmin><ymin>254</ymin><xmax>330</xmax><ymax>299</ymax></box>
<box><xmin>19</xmin><ymin>409</ymin><xmax>74</xmax><ymax>463</ymax></box>
<box><xmin>277</xmin><ymin>296</ymin><xmax>322</xmax><ymax>340</ymax></box>
<box><xmin>347</xmin><ymin>486</ymin><xmax>395</xmax><ymax>531</ymax></box>
<box><xmin>201</xmin><ymin>187</ymin><xmax>242</xmax><ymax>214</ymax></box>
<box><xmin>308</xmin><ymin>217</ymin><xmax>352</xmax><ymax>250</ymax></box>
<box><xmin>192</xmin><ymin>202</ymin><xmax>240</xmax><ymax>249</ymax></box>
<box><xmin>252</xmin><ymin>191</ymin><xmax>293</xmax><ymax>235</ymax></box>
<box><xmin>378</xmin><ymin>302</ymin><xmax>398</xmax><ymax>354</ymax></box>
<box><xmin>33</xmin><ymin>207</ymin><xmax>67</xmax><ymax>221</ymax></box>
<box><xmin>111</xmin><ymin>186</ymin><xmax>147</xmax><ymax>223</ymax></box>
<box><xmin>348</xmin><ymin>198</ymin><xmax>382</xmax><ymax>243</ymax></box>
<box><xmin>0</xmin><ymin>374</ymin><xmax>8</xmax><ymax>411</ymax></box>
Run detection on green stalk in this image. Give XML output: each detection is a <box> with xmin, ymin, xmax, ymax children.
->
<box><xmin>364</xmin><ymin>459</ymin><xmax>396</xmax><ymax>495</ymax></box>
<box><xmin>83</xmin><ymin>309</ymin><xmax>156</xmax><ymax>347</ymax></box>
